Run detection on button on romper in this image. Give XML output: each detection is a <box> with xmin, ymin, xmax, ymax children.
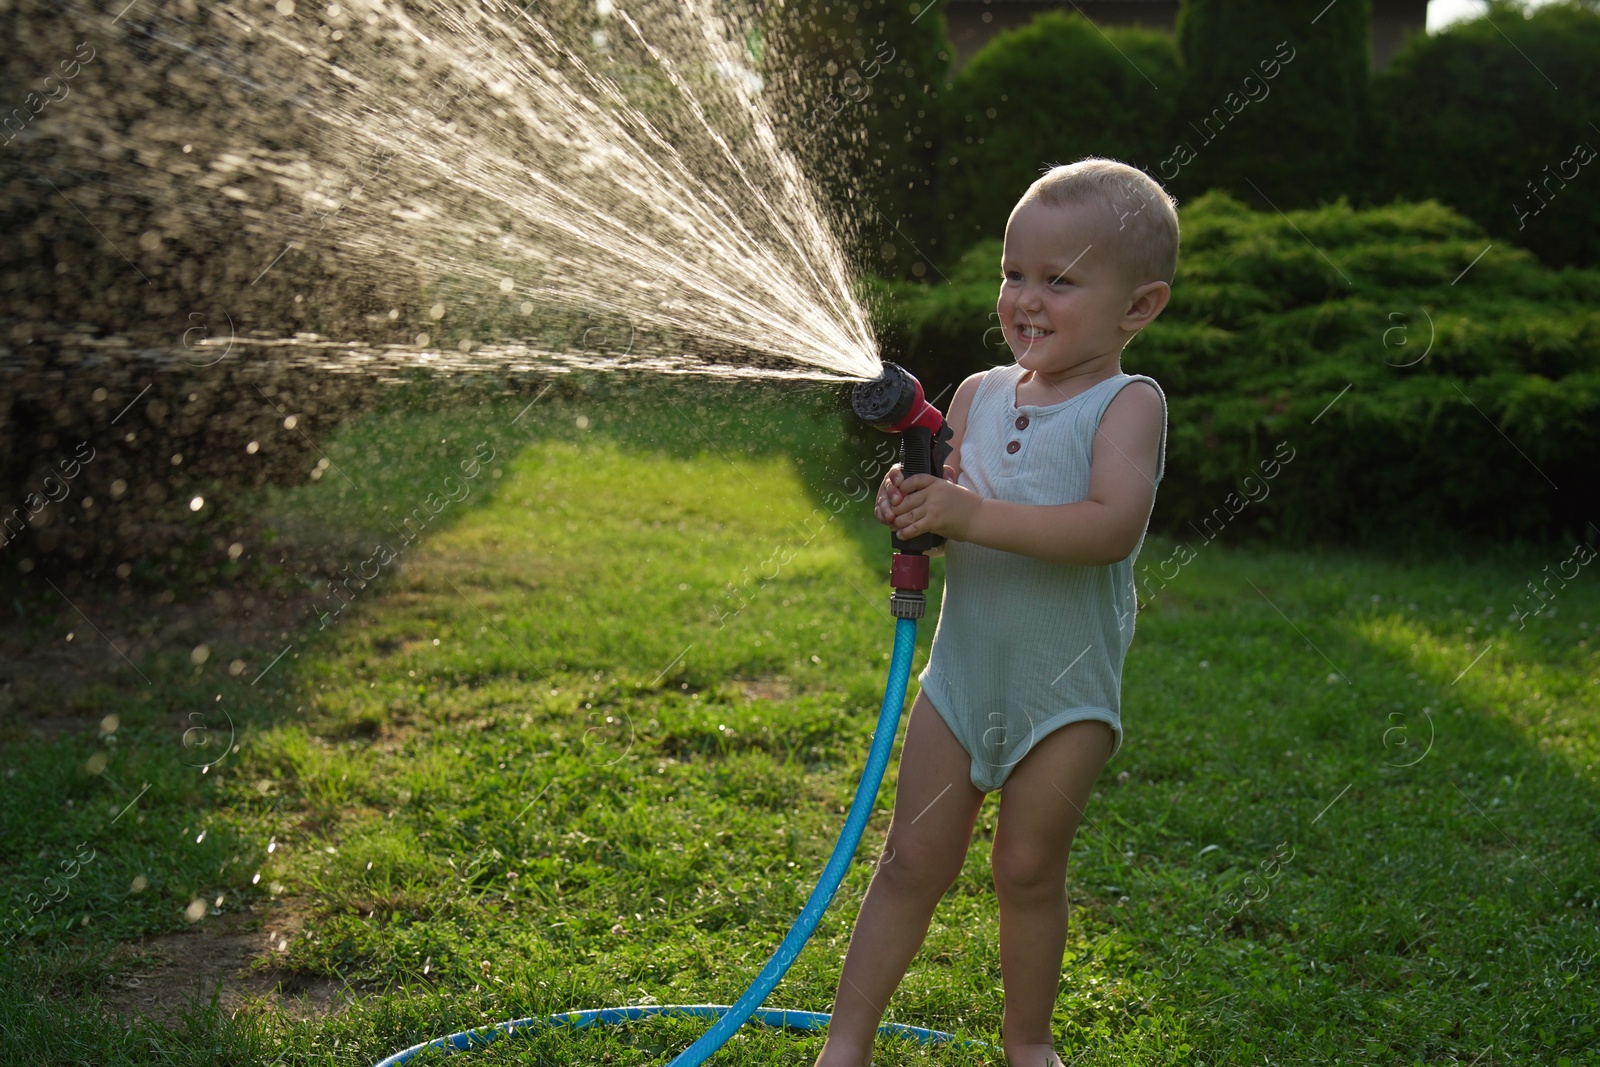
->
<box><xmin>916</xmin><ymin>363</ymin><xmax>1168</xmax><ymax>793</ymax></box>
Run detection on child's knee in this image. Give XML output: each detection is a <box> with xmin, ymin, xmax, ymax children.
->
<box><xmin>990</xmin><ymin>841</ymin><xmax>1066</xmax><ymax>899</ymax></box>
<box><xmin>875</xmin><ymin>833</ymin><xmax>964</xmax><ymax>897</ymax></box>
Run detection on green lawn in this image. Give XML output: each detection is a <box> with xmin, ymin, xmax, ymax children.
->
<box><xmin>1</xmin><ymin>376</ymin><xmax>1596</xmax><ymax>1066</ymax></box>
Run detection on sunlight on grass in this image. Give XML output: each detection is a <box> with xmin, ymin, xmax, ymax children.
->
<box><xmin>1352</xmin><ymin>605</ymin><xmax>1600</xmax><ymax>774</ymax></box>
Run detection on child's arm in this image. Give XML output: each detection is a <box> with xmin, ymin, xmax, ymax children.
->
<box><xmin>891</xmin><ymin>381</ymin><xmax>1163</xmax><ymax>566</ymax></box>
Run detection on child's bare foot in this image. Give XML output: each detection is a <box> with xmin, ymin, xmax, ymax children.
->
<box><xmin>1003</xmin><ymin>1041</ymin><xmax>1065</xmax><ymax>1067</ymax></box>
<box><xmin>811</xmin><ymin>1042</ymin><xmax>871</xmax><ymax>1067</ymax></box>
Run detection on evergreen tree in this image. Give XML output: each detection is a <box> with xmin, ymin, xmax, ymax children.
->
<box><xmin>1369</xmin><ymin>0</ymin><xmax>1600</xmax><ymax>269</ymax></box>
<box><xmin>1172</xmin><ymin>0</ymin><xmax>1370</xmax><ymax>209</ymax></box>
<box><xmin>940</xmin><ymin>13</ymin><xmax>1180</xmax><ymax>259</ymax></box>
<box><xmin>757</xmin><ymin>0</ymin><xmax>954</xmax><ymax>280</ymax></box>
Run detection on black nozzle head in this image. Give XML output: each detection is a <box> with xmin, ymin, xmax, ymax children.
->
<box><xmin>852</xmin><ymin>361</ymin><xmax>917</xmax><ymax>430</ymax></box>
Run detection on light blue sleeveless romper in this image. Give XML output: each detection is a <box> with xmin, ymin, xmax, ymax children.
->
<box><xmin>916</xmin><ymin>363</ymin><xmax>1168</xmax><ymax>792</ymax></box>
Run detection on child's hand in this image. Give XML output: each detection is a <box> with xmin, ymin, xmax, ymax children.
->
<box><xmin>891</xmin><ymin>465</ymin><xmax>980</xmax><ymax>542</ymax></box>
<box><xmin>874</xmin><ymin>464</ymin><xmax>906</xmax><ymax>527</ymax></box>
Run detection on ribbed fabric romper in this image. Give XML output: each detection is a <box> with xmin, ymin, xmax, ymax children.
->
<box><xmin>917</xmin><ymin>363</ymin><xmax>1168</xmax><ymax>792</ymax></box>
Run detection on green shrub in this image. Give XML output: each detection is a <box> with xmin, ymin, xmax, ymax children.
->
<box><xmin>937</xmin><ymin>11</ymin><xmax>1181</xmax><ymax>258</ymax></box>
<box><xmin>1368</xmin><ymin>1</ymin><xmax>1600</xmax><ymax>270</ymax></box>
<box><xmin>1171</xmin><ymin>0</ymin><xmax>1371</xmax><ymax>211</ymax></box>
<box><xmin>869</xmin><ymin>191</ymin><xmax>1600</xmax><ymax>546</ymax></box>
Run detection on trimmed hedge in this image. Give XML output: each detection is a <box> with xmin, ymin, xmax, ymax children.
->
<box><xmin>866</xmin><ymin>190</ymin><xmax>1599</xmax><ymax>546</ymax></box>
<box><xmin>938</xmin><ymin>12</ymin><xmax>1180</xmax><ymax>256</ymax></box>
<box><xmin>1368</xmin><ymin>1</ymin><xmax>1600</xmax><ymax>271</ymax></box>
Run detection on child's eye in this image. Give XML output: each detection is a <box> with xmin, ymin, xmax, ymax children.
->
<box><xmin>1050</xmin><ymin>276</ymin><xmax>1070</xmax><ymax>286</ymax></box>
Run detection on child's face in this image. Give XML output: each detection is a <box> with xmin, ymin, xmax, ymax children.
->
<box><xmin>998</xmin><ymin>198</ymin><xmax>1147</xmax><ymax>378</ymax></box>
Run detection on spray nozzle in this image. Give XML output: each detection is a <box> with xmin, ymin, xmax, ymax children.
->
<box><xmin>851</xmin><ymin>361</ymin><xmax>945</xmax><ymax>438</ymax></box>
<box><xmin>852</xmin><ymin>362</ymin><xmax>955</xmax><ymax>618</ymax></box>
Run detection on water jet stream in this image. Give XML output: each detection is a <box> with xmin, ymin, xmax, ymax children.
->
<box><xmin>139</xmin><ymin>0</ymin><xmax>885</xmax><ymax>380</ymax></box>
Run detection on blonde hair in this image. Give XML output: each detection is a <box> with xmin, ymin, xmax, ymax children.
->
<box><xmin>1016</xmin><ymin>157</ymin><xmax>1180</xmax><ymax>285</ymax></box>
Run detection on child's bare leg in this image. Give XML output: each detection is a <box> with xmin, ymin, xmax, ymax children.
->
<box><xmin>814</xmin><ymin>691</ymin><xmax>985</xmax><ymax>1067</ymax></box>
<box><xmin>990</xmin><ymin>720</ymin><xmax>1114</xmax><ymax>1067</ymax></box>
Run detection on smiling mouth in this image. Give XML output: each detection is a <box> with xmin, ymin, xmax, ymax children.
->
<box><xmin>1015</xmin><ymin>324</ymin><xmax>1053</xmax><ymax>340</ymax></box>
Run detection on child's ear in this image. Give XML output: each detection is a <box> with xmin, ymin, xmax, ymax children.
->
<box><xmin>1122</xmin><ymin>281</ymin><xmax>1171</xmax><ymax>330</ymax></box>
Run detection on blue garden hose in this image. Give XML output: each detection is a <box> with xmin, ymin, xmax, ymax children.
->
<box><xmin>372</xmin><ymin>617</ymin><xmax>984</xmax><ymax>1066</ymax></box>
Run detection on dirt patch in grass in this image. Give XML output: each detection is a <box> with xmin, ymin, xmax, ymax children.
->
<box><xmin>0</xmin><ymin>578</ymin><xmax>310</xmax><ymax>741</ymax></box>
<box><xmin>734</xmin><ymin>677</ymin><xmax>793</xmax><ymax>703</ymax></box>
<box><xmin>98</xmin><ymin>898</ymin><xmax>349</xmax><ymax>1023</ymax></box>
